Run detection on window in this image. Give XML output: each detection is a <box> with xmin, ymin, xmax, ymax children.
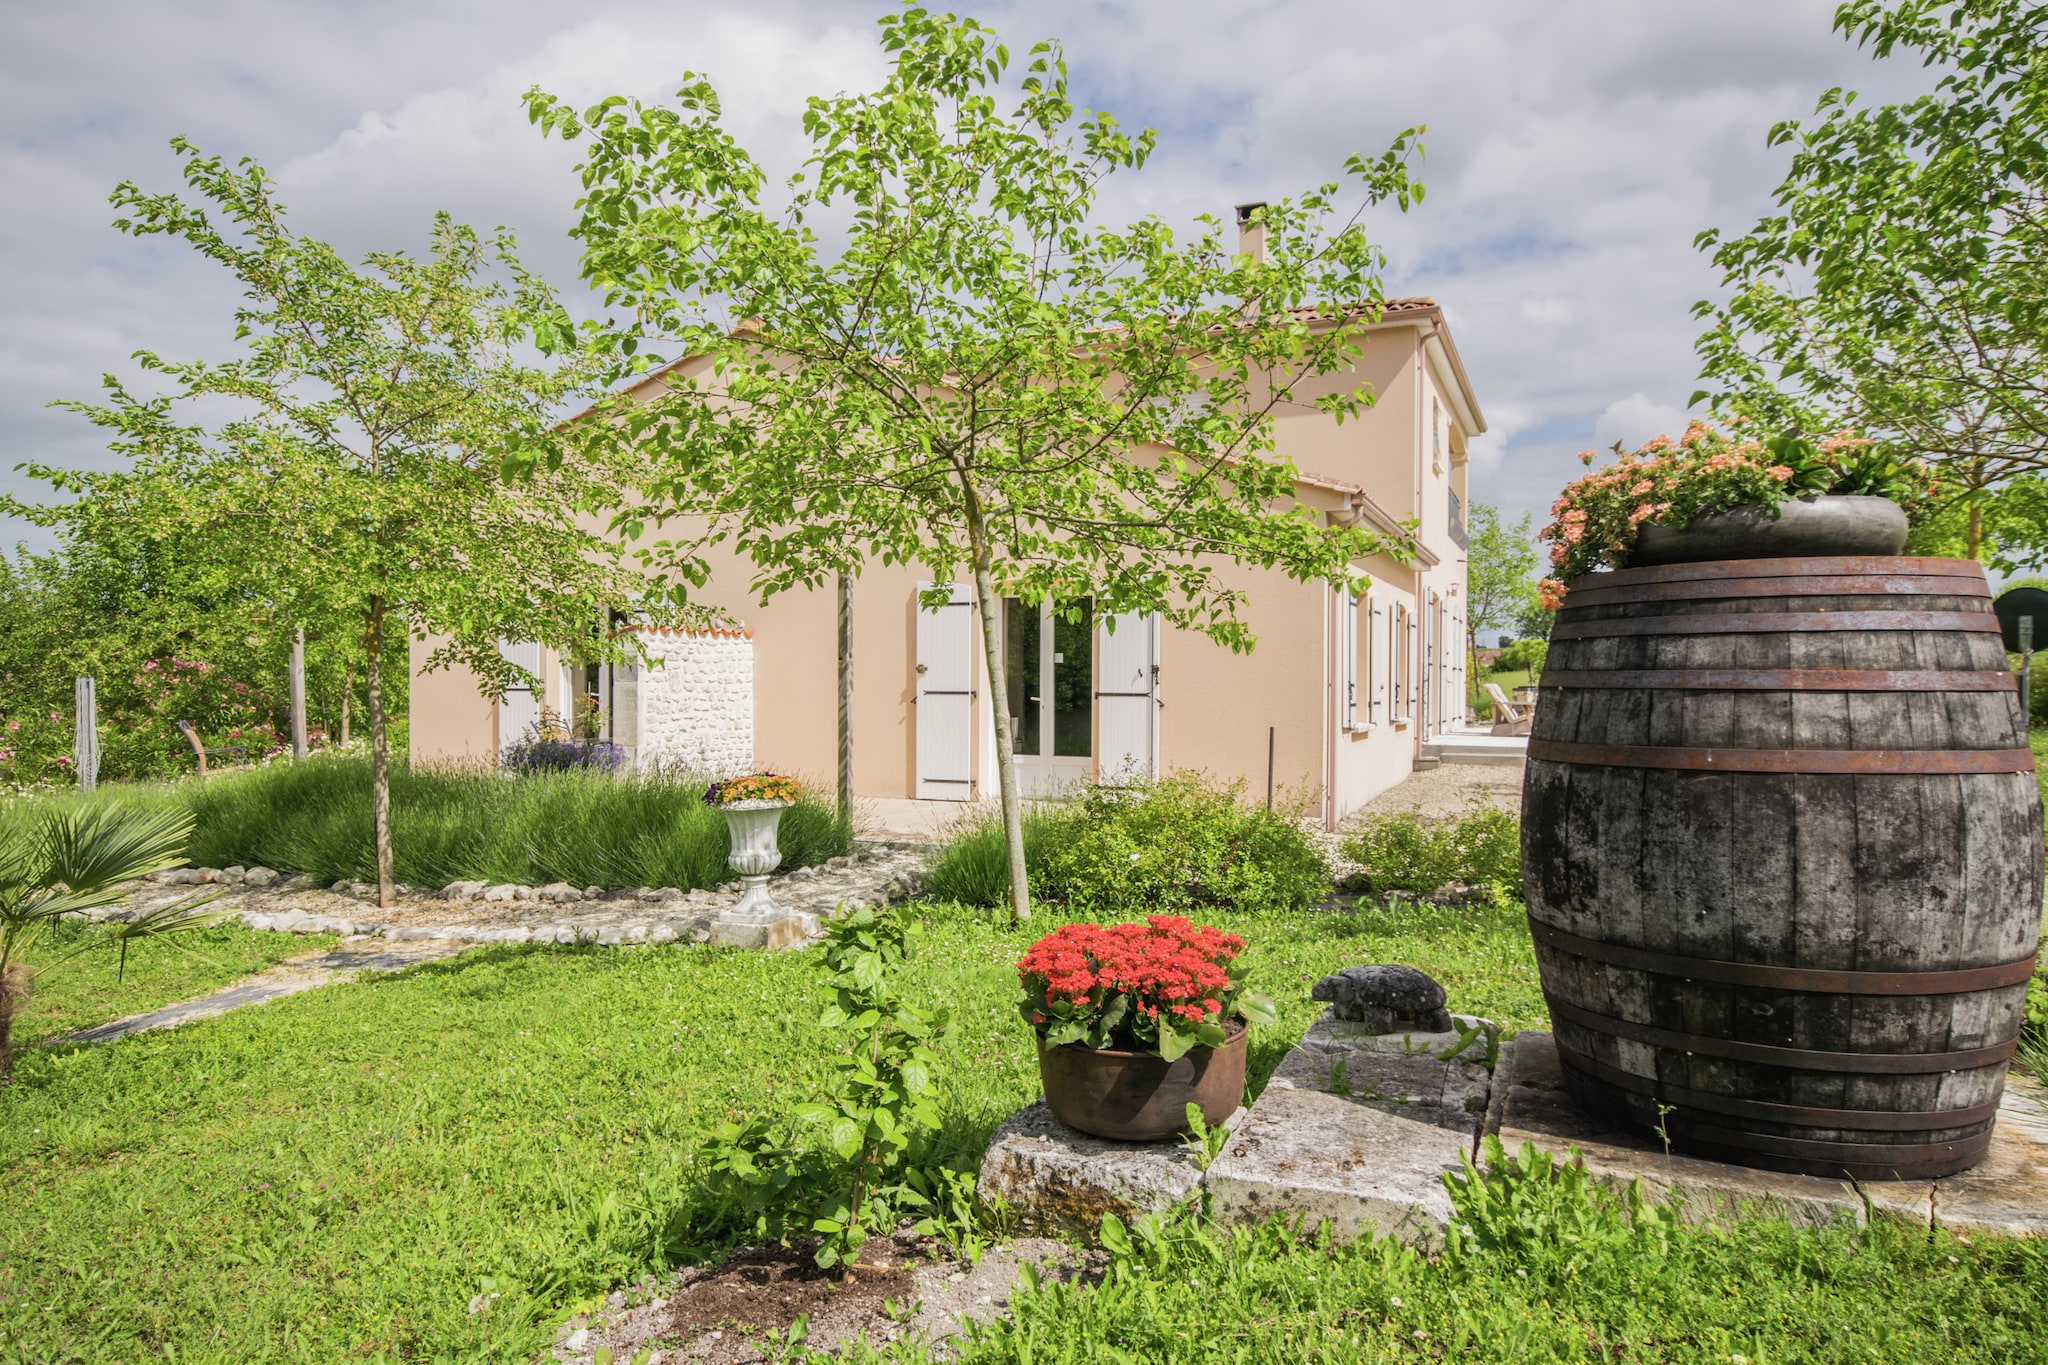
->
<box><xmin>1431</xmin><ymin>399</ymin><xmax>1444</xmax><ymax>474</ymax></box>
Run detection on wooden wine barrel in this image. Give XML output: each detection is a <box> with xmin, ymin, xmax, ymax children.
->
<box><xmin>1522</xmin><ymin>555</ymin><xmax>2043</xmax><ymax>1180</ymax></box>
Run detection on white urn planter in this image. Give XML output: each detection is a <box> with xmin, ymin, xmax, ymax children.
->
<box><xmin>719</xmin><ymin>799</ymin><xmax>791</xmax><ymax>922</ymax></box>
<box><xmin>710</xmin><ymin>798</ymin><xmax>808</xmax><ymax>948</ymax></box>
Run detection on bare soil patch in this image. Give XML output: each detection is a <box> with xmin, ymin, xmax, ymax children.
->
<box><xmin>659</xmin><ymin>1239</ymin><xmax>913</xmax><ymax>1350</ymax></box>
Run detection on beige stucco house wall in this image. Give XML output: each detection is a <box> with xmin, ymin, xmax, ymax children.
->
<box><xmin>409</xmin><ymin>287</ymin><xmax>1487</xmax><ymax>829</ymax></box>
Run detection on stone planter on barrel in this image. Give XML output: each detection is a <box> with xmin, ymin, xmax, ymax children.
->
<box><xmin>1523</xmin><ymin>494</ymin><xmax>2043</xmax><ymax>1180</ymax></box>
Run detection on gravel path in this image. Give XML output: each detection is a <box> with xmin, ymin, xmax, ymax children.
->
<box><xmin>56</xmin><ymin>941</ymin><xmax>466</xmax><ymax>1045</ymax></box>
<box><xmin>114</xmin><ymin>844</ymin><xmax>930</xmax><ymax>949</ymax></box>
<box><xmin>1350</xmin><ymin>761</ymin><xmax>1525</xmax><ymax>823</ymax></box>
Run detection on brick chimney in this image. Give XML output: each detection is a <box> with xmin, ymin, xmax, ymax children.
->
<box><xmin>1235</xmin><ymin>201</ymin><xmax>1268</xmax><ymax>264</ymax></box>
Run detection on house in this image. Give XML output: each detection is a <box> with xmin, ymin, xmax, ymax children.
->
<box><xmin>410</xmin><ymin>218</ymin><xmax>1487</xmax><ymax>829</ymax></box>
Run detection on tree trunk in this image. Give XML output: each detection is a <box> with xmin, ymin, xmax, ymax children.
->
<box><xmin>364</xmin><ymin>598</ymin><xmax>396</xmax><ymax>909</ymax></box>
<box><xmin>837</xmin><ymin>573</ymin><xmax>854</xmax><ymax>826</ymax></box>
<box><xmin>1967</xmin><ymin>500</ymin><xmax>1984</xmax><ymax>560</ymax></box>
<box><xmin>0</xmin><ymin>960</ymin><xmax>28</xmax><ymax>1081</ymax></box>
<box><xmin>960</xmin><ymin>494</ymin><xmax>1031</xmax><ymax>922</ymax></box>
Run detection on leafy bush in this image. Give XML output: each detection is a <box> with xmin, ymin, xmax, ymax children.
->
<box><xmin>1341</xmin><ymin>807</ymin><xmax>1521</xmax><ymax>899</ymax></box>
<box><xmin>1035</xmin><ymin>775</ymin><xmax>1332</xmax><ymax>914</ymax></box>
<box><xmin>21</xmin><ymin>755</ymin><xmax>850</xmax><ymax>891</ymax></box>
<box><xmin>925</xmin><ymin>773</ymin><xmax>1332</xmax><ymax>913</ymax></box>
<box><xmin>0</xmin><ymin>707</ymin><xmax>74</xmax><ymax>790</ymax></box>
<box><xmin>1493</xmin><ymin>638</ymin><xmax>1548</xmax><ymax>677</ymax></box>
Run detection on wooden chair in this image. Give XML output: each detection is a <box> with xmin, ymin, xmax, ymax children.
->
<box><xmin>1483</xmin><ymin>683</ymin><xmax>1534</xmax><ymax>736</ymax></box>
<box><xmin>175</xmin><ymin>720</ymin><xmax>247</xmax><ymax>777</ymax></box>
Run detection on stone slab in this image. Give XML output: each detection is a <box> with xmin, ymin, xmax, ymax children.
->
<box><xmin>1930</xmin><ymin>1075</ymin><xmax>2048</xmax><ymax>1239</ymax></box>
<box><xmin>977</xmin><ymin>1100</ymin><xmax>1232</xmax><ymax>1234</ymax></box>
<box><xmin>707</xmin><ymin>912</ymin><xmax>814</xmax><ymax>950</ymax></box>
<box><xmin>1269</xmin><ymin>1031</ymin><xmax>1490</xmax><ymax>1136</ymax></box>
<box><xmin>1205</xmin><ymin>1083</ymin><xmax>1465</xmax><ymax>1247</ymax></box>
<box><xmin>1492</xmin><ymin>1032</ymin><xmax>2048</xmax><ymax>1236</ymax></box>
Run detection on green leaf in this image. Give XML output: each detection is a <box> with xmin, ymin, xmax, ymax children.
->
<box><xmin>1235</xmin><ymin>992</ymin><xmax>1278</xmax><ymax>1028</ymax></box>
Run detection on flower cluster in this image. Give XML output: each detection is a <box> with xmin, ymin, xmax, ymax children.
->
<box><xmin>1538</xmin><ymin>422</ymin><xmax>1935</xmax><ymax>593</ymax></box>
<box><xmin>1017</xmin><ymin>915</ymin><xmax>1274</xmax><ymax>1059</ymax></box>
<box><xmin>702</xmin><ymin>772</ymin><xmax>804</xmax><ymax>806</ymax></box>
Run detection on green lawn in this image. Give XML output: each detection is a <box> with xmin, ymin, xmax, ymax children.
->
<box><xmin>2033</xmin><ymin>728</ymin><xmax>2046</xmax><ymax>808</ymax></box>
<box><xmin>4</xmin><ymin>896</ymin><xmax>2042</xmax><ymax>1364</ymax></box>
<box><xmin>1471</xmin><ymin>668</ymin><xmax>1534</xmax><ymax>720</ymax></box>
<box><xmin>0</xmin><ymin>899</ymin><xmax>1540</xmax><ymax>1363</ymax></box>
<box><xmin>8</xmin><ymin>918</ymin><xmax>333</xmax><ymax>1045</ymax></box>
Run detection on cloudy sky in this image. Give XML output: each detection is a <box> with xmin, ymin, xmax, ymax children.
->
<box><xmin>1</xmin><ymin>0</ymin><xmax>1940</xmax><ymax>557</ymax></box>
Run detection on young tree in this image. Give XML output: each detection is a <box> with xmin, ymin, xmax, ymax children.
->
<box><xmin>12</xmin><ymin>141</ymin><xmax>699</xmax><ymax>906</ymax></box>
<box><xmin>1463</xmin><ymin>504</ymin><xmax>1539</xmax><ymax>662</ymax></box>
<box><xmin>1692</xmin><ymin>0</ymin><xmax>2048</xmax><ymax>558</ymax></box>
<box><xmin>528</xmin><ymin>7</ymin><xmax>1419</xmax><ymax>920</ymax></box>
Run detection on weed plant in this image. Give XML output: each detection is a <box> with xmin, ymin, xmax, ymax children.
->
<box><xmin>5</xmin><ymin>754</ymin><xmax>851</xmax><ymax>891</ymax></box>
<box><xmin>1340</xmin><ymin>807</ymin><xmax>1520</xmax><ymax>899</ymax></box>
<box><xmin>923</xmin><ymin>773</ymin><xmax>1331</xmax><ymax>914</ymax></box>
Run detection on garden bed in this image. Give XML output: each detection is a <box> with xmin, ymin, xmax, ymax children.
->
<box><xmin>2</xmin><ymin>755</ymin><xmax>852</xmax><ymax>892</ymax></box>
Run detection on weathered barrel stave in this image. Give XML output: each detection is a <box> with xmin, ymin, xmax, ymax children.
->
<box><xmin>1523</xmin><ymin>556</ymin><xmax>2042</xmax><ymax>1179</ymax></box>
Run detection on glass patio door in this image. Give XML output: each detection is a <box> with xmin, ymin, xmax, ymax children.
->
<box><xmin>1003</xmin><ymin>597</ymin><xmax>1094</xmax><ymax>795</ymax></box>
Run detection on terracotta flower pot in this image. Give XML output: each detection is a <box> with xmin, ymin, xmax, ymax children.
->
<box><xmin>1627</xmin><ymin>493</ymin><xmax>1908</xmax><ymax>566</ymax></box>
<box><xmin>1035</xmin><ymin>1020</ymin><xmax>1247</xmax><ymax>1142</ymax></box>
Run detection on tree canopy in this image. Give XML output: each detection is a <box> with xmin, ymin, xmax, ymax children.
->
<box><xmin>1692</xmin><ymin>0</ymin><xmax>2048</xmax><ymax>564</ymax></box>
<box><xmin>529</xmin><ymin>6</ymin><xmax>1420</xmax><ymax>918</ymax></box>
<box><xmin>8</xmin><ymin>141</ymin><xmax>699</xmax><ymax>902</ymax></box>
<box><xmin>527</xmin><ymin>13</ymin><xmax>1422</xmax><ymax>642</ymax></box>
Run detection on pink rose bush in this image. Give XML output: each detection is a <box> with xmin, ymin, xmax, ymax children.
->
<box><xmin>1538</xmin><ymin>423</ymin><xmax>1935</xmax><ymax>597</ymax></box>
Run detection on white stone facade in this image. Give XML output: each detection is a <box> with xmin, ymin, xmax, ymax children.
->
<box><xmin>632</xmin><ymin>629</ymin><xmax>754</xmax><ymax>777</ymax></box>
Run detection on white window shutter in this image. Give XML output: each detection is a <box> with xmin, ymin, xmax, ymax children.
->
<box><xmin>497</xmin><ymin>639</ymin><xmax>541</xmax><ymax>756</ymax></box>
<box><xmin>1340</xmin><ymin>594</ymin><xmax>1359</xmax><ymax>730</ymax></box>
<box><xmin>914</xmin><ymin>583</ymin><xmax>975</xmax><ymax>799</ymax></box>
<box><xmin>1370</xmin><ymin>599</ymin><xmax>1388</xmax><ymax>724</ymax></box>
<box><xmin>1097</xmin><ymin>610</ymin><xmax>1158</xmax><ymax>783</ymax></box>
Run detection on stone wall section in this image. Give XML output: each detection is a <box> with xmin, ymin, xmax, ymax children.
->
<box><xmin>633</xmin><ymin>628</ymin><xmax>754</xmax><ymax>776</ymax></box>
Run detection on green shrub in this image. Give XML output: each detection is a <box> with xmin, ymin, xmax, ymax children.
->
<box><xmin>1493</xmin><ymin>638</ymin><xmax>1548</xmax><ymax>677</ymax></box>
<box><xmin>925</xmin><ymin>773</ymin><xmax>1331</xmax><ymax>913</ymax></box>
<box><xmin>1340</xmin><ymin>807</ymin><xmax>1521</xmax><ymax>898</ymax></box>
<box><xmin>9</xmin><ymin>755</ymin><xmax>850</xmax><ymax>891</ymax></box>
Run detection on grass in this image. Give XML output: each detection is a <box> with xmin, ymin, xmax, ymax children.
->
<box><xmin>2033</xmin><ymin>727</ymin><xmax>2046</xmax><ymax>809</ymax></box>
<box><xmin>1470</xmin><ymin>668</ymin><xmax>1533</xmax><ymax>720</ymax></box>
<box><xmin>0</xmin><ymin>897</ymin><xmax>1541</xmax><ymax>1363</ymax></box>
<box><xmin>3</xmin><ymin>754</ymin><xmax>852</xmax><ymax>892</ymax></box>
<box><xmin>9</xmin><ymin>918</ymin><xmax>333</xmax><ymax>1045</ymax></box>
<box><xmin>3</xmin><ymin>883</ymin><xmax>2041</xmax><ymax>1363</ymax></box>
<box><xmin>922</xmin><ymin>1197</ymin><xmax>2048</xmax><ymax>1364</ymax></box>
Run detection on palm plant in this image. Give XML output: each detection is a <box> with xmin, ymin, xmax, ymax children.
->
<box><xmin>0</xmin><ymin>804</ymin><xmax>214</xmax><ymax>1075</ymax></box>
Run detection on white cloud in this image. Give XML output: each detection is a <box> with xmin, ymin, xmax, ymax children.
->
<box><xmin>1593</xmin><ymin>394</ymin><xmax>1694</xmax><ymax>453</ymax></box>
<box><xmin>0</xmin><ymin>0</ymin><xmax>1959</xmax><ymax>553</ymax></box>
